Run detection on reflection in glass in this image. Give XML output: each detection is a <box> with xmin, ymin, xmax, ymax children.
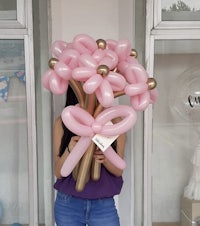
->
<box><xmin>0</xmin><ymin>40</ymin><xmax>28</xmax><ymax>224</ymax></box>
<box><xmin>162</xmin><ymin>0</ymin><xmax>200</xmax><ymax>21</ymax></box>
<box><xmin>0</xmin><ymin>0</ymin><xmax>17</xmax><ymax>20</ymax></box>
<box><xmin>152</xmin><ymin>39</ymin><xmax>200</xmax><ymax>225</ymax></box>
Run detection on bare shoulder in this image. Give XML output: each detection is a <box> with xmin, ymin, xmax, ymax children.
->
<box><xmin>54</xmin><ymin>116</ymin><xmax>62</xmax><ymax>128</ymax></box>
<box><xmin>53</xmin><ymin>116</ymin><xmax>64</xmax><ymax>136</ymax></box>
<box><xmin>53</xmin><ymin>116</ymin><xmax>64</xmax><ymax>150</ymax></box>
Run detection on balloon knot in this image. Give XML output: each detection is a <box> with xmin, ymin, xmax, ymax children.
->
<box><xmin>92</xmin><ymin>122</ymin><xmax>102</xmax><ymax>134</ymax></box>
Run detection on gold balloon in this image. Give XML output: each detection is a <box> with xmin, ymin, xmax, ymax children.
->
<box><xmin>96</xmin><ymin>39</ymin><xmax>107</xmax><ymax>49</ymax></box>
<box><xmin>69</xmin><ymin>79</ymin><xmax>86</xmax><ymax>109</ymax></box>
<box><xmin>130</xmin><ymin>49</ymin><xmax>138</xmax><ymax>58</ymax></box>
<box><xmin>75</xmin><ymin>142</ymin><xmax>96</xmax><ymax>192</ymax></box>
<box><xmin>48</xmin><ymin>57</ymin><xmax>58</xmax><ymax>69</ymax></box>
<box><xmin>147</xmin><ymin>77</ymin><xmax>157</xmax><ymax>90</ymax></box>
<box><xmin>97</xmin><ymin>65</ymin><xmax>110</xmax><ymax>76</ymax></box>
<box><xmin>91</xmin><ymin>159</ymin><xmax>101</xmax><ymax>181</ymax></box>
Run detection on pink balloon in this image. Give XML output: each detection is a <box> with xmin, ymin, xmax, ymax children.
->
<box><xmin>60</xmin><ymin>105</ymin><xmax>137</xmax><ymax>175</ymax></box>
<box><xmin>106</xmin><ymin>71</ymin><xmax>126</xmax><ymax>91</ymax></box>
<box><xmin>43</xmin><ymin>35</ymin><xmax>158</xmax><ymax>119</ymax></box>
<box><xmin>59</xmin><ymin>49</ymin><xmax>80</xmax><ymax>69</ymax></box>
<box><xmin>60</xmin><ymin>136</ymin><xmax>126</xmax><ymax>177</ymax></box>
<box><xmin>83</xmin><ymin>74</ymin><xmax>103</xmax><ymax>94</ymax></box>
<box><xmin>120</xmin><ymin>61</ymin><xmax>158</xmax><ymax>111</ymax></box>
<box><xmin>78</xmin><ymin>54</ymin><xmax>97</xmax><ymax>68</ymax></box>
<box><xmin>106</xmin><ymin>39</ymin><xmax>118</xmax><ymax>51</ymax></box>
<box><xmin>42</xmin><ymin>69</ymin><xmax>54</xmax><ymax>90</ymax></box>
<box><xmin>99</xmin><ymin>49</ymin><xmax>118</xmax><ymax>70</ymax></box>
<box><xmin>126</xmin><ymin>56</ymin><xmax>139</xmax><ymax>64</ymax></box>
<box><xmin>61</xmin><ymin>106</ymin><xmax>94</xmax><ymax>136</ymax></box>
<box><xmin>42</xmin><ymin>69</ymin><xmax>68</xmax><ymax>94</ymax></box>
<box><xmin>118</xmin><ymin>57</ymin><xmax>139</xmax><ymax>78</ymax></box>
<box><xmin>104</xmin><ymin>146</ymin><xmax>126</xmax><ymax>169</ymax></box>
<box><xmin>62</xmin><ymin>104</ymin><xmax>137</xmax><ymax>137</ymax></box>
<box><xmin>49</xmin><ymin>73</ymin><xmax>68</xmax><ymax>95</ymax></box>
<box><xmin>72</xmin><ymin>67</ymin><xmax>95</xmax><ymax>81</ymax></box>
<box><xmin>79</xmin><ymin>49</ymin><xmax>118</xmax><ymax>70</ymax></box>
<box><xmin>82</xmin><ymin>71</ymin><xmax>126</xmax><ymax>95</ymax></box>
<box><xmin>106</xmin><ymin>39</ymin><xmax>131</xmax><ymax>63</ymax></box>
<box><xmin>92</xmin><ymin>49</ymin><xmax>106</xmax><ymax>62</ymax></box>
<box><xmin>96</xmin><ymin>80</ymin><xmax>114</xmax><ymax>108</ymax></box>
<box><xmin>149</xmin><ymin>88</ymin><xmax>158</xmax><ymax>103</ymax></box>
<box><xmin>51</xmin><ymin>40</ymin><xmax>68</xmax><ymax>58</ymax></box>
<box><xmin>72</xmin><ymin>61</ymin><xmax>125</xmax><ymax>107</ymax></box>
<box><xmin>118</xmin><ymin>57</ymin><xmax>138</xmax><ymax>73</ymax></box>
<box><xmin>54</xmin><ymin>61</ymin><xmax>72</xmax><ymax>80</ymax></box>
<box><xmin>73</xmin><ymin>34</ymin><xmax>97</xmax><ymax>55</ymax></box>
<box><xmin>130</xmin><ymin>92</ymin><xmax>150</xmax><ymax>111</ymax></box>
<box><xmin>94</xmin><ymin>105</ymin><xmax>137</xmax><ymax>135</ymax></box>
<box><xmin>125</xmin><ymin>83</ymin><xmax>148</xmax><ymax>96</ymax></box>
<box><xmin>115</xmin><ymin>39</ymin><xmax>131</xmax><ymax>62</ymax></box>
<box><xmin>117</xmin><ymin>61</ymin><xmax>130</xmax><ymax>76</ymax></box>
<box><xmin>61</xmin><ymin>136</ymin><xmax>92</xmax><ymax>177</ymax></box>
<box><xmin>125</xmin><ymin>64</ymin><xmax>148</xmax><ymax>84</ymax></box>
<box><xmin>61</xmin><ymin>105</ymin><xmax>137</xmax><ymax>136</ymax></box>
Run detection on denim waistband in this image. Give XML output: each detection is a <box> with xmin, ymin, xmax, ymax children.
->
<box><xmin>56</xmin><ymin>191</ymin><xmax>113</xmax><ymax>202</ymax></box>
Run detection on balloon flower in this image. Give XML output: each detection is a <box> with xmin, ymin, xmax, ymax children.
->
<box><xmin>42</xmin><ymin>34</ymin><xmax>158</xmax><ymax>191</ymax></box>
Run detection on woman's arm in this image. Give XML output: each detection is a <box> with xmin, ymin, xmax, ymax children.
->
<box><xmin>53</xmin><ymin>117</ymin><xmax>69</xmax><ymax>178</ymax></box>
<box><xmin>53</xmin><ymin>117</ymin><xmax>80</xmax><ymax>178</ymax></box>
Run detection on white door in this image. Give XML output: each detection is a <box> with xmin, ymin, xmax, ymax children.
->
<box><xmin>144</xmin><ymin>1</ymin><xmax>200</xmax><ymax>226</ymax></box>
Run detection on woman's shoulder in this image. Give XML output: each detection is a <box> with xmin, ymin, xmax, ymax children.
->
<box><xmin>53</xmin><ymin>116</ymin><xmax>64</xmax><ymax>139</ymax></box>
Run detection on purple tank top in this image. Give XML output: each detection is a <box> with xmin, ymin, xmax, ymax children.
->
<box><xmin>54</xmin><ymin>165</ymin><xmax>123</xmax><ymax>199</ymax></box>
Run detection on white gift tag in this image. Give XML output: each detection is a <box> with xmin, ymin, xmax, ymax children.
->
<box><xmin>92</xmin><ymin>121</ymin><xmax>119</xmax><ymax>152</ymax></box>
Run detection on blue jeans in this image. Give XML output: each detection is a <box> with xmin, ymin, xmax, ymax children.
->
<box><xmin>54</xmin><ymin>191</ymin><xmax>120</xmax><ymax>226</ymax></box>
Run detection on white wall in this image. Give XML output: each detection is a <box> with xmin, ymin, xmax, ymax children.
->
<box><xmin>51</xmin><ymin>0</ymin><xmax>119</xmax><ymax>42</ymax></box>
<box><xmin>50</xmin><ymin>0</ymin><xmax>135</xmax><ymax>225</ymax></box>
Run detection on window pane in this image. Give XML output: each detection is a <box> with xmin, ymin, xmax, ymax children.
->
<box><xmin>152</xmin><ymin>39</ymin><xmax>200</xmax><ymax>225</ymax></box>
<box><xmin>0</xmin><ymin>0</ymin><xmax>17</xmax><ymax>20</ymax></box>
<box><xmin>162</xmin><ymin>0</ymin><xmax>200</xmax><ymax>21</ymax></box>
<box><xmin>0</xmin><ymin>39</ymin><xmax>29</xmax><ymax>225</ymax></box>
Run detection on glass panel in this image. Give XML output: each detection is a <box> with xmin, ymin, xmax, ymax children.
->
<box><xmin>0</xmin><ymin>40</ymin><xmax>29</xmax><ymax>225</ymax></box>
<box><xmin>162</xmin><ymin>0</ymin><xmax>200</xmax><ymax>21</ymax></box>
<box><xmin>0</xmin><ymin>0</ymin><xmax>17</xmax><ymax>20</ymax></box>
<box><xmin>152</xmin><ymin>39</ymin><xmax>200</xmax><ymax>226</ymax></box>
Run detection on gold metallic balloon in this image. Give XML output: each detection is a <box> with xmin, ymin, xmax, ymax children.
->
<box><xmin>69</xmin><ymin>79</ymin><xmax>86</xmax><ymax>109</ymax></box>
<box><xmin>97</xmin><ymin>65</ymin><xmax>110</xmax><ymax>76</ymax></box>
<box><xmin>75</xmin><ymin>142</ymin><xmax>96</xmax><ymax>192</ymax></box>
<box><xmin>130</xmin><ymin>49</ymin><xmax>138</xmax><ymax>58</ymax></box>
<box><xmin>91</xmin><ymin>159</ymin><xmax>101</xmax><ymax>181</ymax></box>
<box><xmin>96</xmin><ymin>39</ymin><xmax>107</xmax><ymax>49</ymax></box>
<box><xmin>147</xmin><ymin>77</ymin><xmax>157</xmax><ymax>90</ymax></box>
<box><xmin>48</xmin><ymin>57</ymin><xmax>58</xmax><ymax>69</ymax></box>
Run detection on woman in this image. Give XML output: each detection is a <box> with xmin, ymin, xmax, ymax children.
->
<box><xmin>53</xmin><ymin>85</ymin><xmax>126</xmax><ymax>226</ymax></box>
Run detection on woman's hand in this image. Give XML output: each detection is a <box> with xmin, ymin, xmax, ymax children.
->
<box><xmin>93</xmin><ymin>148</ymin><xmax>106</xmax><ymax>163</ymax></box>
